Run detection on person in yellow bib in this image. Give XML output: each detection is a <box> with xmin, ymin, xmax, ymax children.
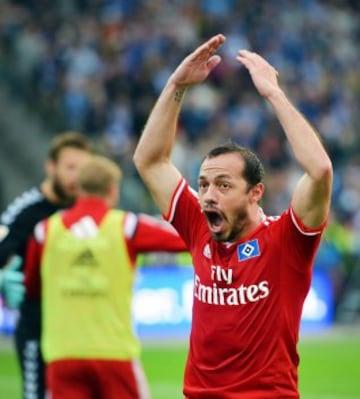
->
<box><xmin>24</xmin><ymin>155</ymin><xmax>187</xmax><ymax>399</ymax></box>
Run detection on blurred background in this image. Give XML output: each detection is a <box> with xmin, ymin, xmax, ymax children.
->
<box><xmin>0</xmin><ymin>0</ymin><xmax>360</xmax><ymax>398</ymax></box>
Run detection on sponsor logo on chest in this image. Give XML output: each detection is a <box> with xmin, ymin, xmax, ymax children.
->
<box><xmin>194</xmin><ymin>240</ymin><xmax>269</xmax><ymax>306</ymax></box>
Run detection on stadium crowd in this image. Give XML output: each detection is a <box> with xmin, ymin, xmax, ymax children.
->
<box><xmin>0</xmin><ymin>0</ymin><xmax>359</xmax><ymax>312</ymax></box>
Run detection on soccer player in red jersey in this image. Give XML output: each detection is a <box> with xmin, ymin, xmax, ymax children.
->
<box><xmin>133</xmin><ymin>34</ymin><xmax>333</xmax><ymax>398</ymax></box>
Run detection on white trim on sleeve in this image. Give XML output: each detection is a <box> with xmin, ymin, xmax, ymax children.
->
<box><xmin>124</xmin><ymin>212</ymin><xmax>138</xmax><ymax>239</ymax></box>
<box><xmin>290</xmin><ymin>208</ymin><xmax>322</xmax><ymax>236</ymax></box>
<box><xmin>167</xmin><ymin>179</ymin><xmax>187</xmax><ymax>223</ymax></box>
<box><xmin>34</xmin><ymin>222</ymin><xmax>46</xmax><ymax>243</ymax></box>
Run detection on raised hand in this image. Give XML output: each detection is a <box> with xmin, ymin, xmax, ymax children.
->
<box><xmin>236</xmin><ymin>50</ymin><xmax>280</xmax><ymax>99</ymax></box>
<box><xmin>169</xmin><ymin>34</ymin><xmax>226</xmax><ymax>88</ymax></box>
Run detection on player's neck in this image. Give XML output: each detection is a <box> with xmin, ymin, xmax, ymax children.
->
<box><xmin>230</xmin><ymin>207</ymin><xmax>265</xmax><ymax>243</ymax></box>
<box><xmin>41</xmin><ymin>180</ymin><xmax>62</xmax><ymax>204</ymax></box>
<box><xmin>251</xmin><ymin>206</ymin><xmax>266</xmax><ymax>231</ymax></box>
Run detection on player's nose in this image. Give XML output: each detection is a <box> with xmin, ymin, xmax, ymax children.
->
<box><xmin>203</xmin><ymin>184</ymin><xmax>218</xmax><ymax>204</ymax></box>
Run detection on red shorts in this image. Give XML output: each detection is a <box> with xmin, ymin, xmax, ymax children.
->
<box><xmin>46</xmin><ymin>358</ymin><xmax>151</xmax><ymax>399</ymax></box>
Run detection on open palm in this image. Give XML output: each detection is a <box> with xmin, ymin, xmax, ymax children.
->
<box><xmin>170</xmin><ymin>34</ymin><xmax>226</xmax><ymax>88</ymax></box>
<box><xmin>237</xmin><ymin>50</ymin><xmax>280</xmax><ymax>99</ymax></box>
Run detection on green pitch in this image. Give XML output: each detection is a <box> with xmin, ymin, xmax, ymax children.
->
<box><xmin>1</xmin><ymin>328</ymin><xmax>360</xmax><ymax>399</ymax></box>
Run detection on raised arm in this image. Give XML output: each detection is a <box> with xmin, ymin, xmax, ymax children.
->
<box><xmin>133</xmin><ymin>34</ymin><xmax>226</xmax><ymax>215</ymax></box>
<box><xmin>237</xmin><ymin>50</ymin><xmax>333</xmax><ymax>228</ymax></box>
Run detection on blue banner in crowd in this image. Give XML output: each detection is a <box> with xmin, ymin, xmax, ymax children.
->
<box><xmin>0</xmin><ymin>266</ymin><xmax>334</xmax><ymax>338</ymax></box>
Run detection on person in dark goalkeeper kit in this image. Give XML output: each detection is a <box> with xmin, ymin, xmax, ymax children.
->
<box><xmin>0</xmin><ymin>131</ymin><xmax>93</xmax><ymax>399</ymax></box>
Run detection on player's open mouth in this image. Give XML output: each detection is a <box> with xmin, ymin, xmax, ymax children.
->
<box><xmin>204</xmin><ymin>210</ymin><xmax>225</xmax><ymax>233</ymax></box>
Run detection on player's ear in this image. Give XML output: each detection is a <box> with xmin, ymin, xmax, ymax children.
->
<box><xmin>45</xmin><ymin>159</ymin><xmax>55</xmax><ymax>179</ymax></box>
<box><xmin>107</xmin><ymin>183</ymin><xmax>120</xmax><ymax>208</ymax></box>
<box><xmin>250</xmin><ymin>182</ymin><xmax>264</xmax><ymax>204</ymax></box>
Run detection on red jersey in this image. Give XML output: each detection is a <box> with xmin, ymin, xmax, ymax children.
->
<box><xmin>165</xmin><ymin>179</ymin><xmax>325</xmax><ymax>399</ymax></box>
<box><xmin>25</xmin><ymin>197</ymin><xmax>187</xmax><ymax>299</ymax></box>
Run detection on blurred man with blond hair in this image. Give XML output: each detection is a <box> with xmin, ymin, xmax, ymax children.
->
<box><xmin>24</xmin><ymin>155</ymin><xmax>187</xmax><ymax>399</ymax></box>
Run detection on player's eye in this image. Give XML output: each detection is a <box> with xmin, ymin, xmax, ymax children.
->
<box><xmin>219</xmin><ymin>182</ymin><xmax>230</xmax><ymax>190</ymax></box>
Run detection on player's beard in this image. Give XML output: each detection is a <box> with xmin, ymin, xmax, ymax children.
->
<box><xmin>213</xmin><ymin>208</ymin><xmax>248</xmax><ymax>243</ymax></box>
<box><xmin>52</xmin><ymin>176</ymin><xmax>76</xmax><ymax>207</ymax></box>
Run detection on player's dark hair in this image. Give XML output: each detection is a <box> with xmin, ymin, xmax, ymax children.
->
<box><xmin>205</xmin><ymin>142</ymin><xmax>265</xmax><ymax>189</ymax></box>
<box><xmin>48</xmin><ymin>131</ymin><xmax>93</xmax><ymax>162</ymax></box>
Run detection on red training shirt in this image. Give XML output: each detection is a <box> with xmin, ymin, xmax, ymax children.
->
<box><xmin>25</xmin><ymin>197</ymin><xmax>187</xmax><ymax>299</ymax></box>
